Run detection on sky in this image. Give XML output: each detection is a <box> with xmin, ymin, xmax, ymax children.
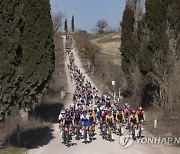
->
<box><xmin>50</xmin><ymin>0</ymin><xmax>126</xmax><ymax>33</ymax></box>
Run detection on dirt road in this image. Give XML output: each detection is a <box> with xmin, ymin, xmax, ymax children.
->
<box><xmin>27</xmin><ymin>36</ymin><xmax>179</xmax><ymax>154</ymax></box>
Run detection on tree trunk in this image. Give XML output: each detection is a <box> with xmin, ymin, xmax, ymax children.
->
<box><xmin>20</xmin><ymin>109</ymin><xmax>29</xmax><ymax>122</ymax></box>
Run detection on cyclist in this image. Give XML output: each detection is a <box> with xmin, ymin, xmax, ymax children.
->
<box><xmin>88</xmin><ymin>109</ymin><xmax>96</xmax><ymax>135</ymax></box>
<box><xmin>62</xmin><ymin>112</ymin><xmax>74</xmax><ymax>145</ymax></box>
<box><xmin>137</xmin><ymin>107</ymin><xmax>145</xmax><ymax>130</ymax></box>
<box><xmin>105</xmin><ymin>109</ymin><xmax>115</xmax><ymax>140</ymax></box>
<box><xmin>58</xmin><ymin>109</ymin><xmax>66</xmax><ymax>135</ymax></box>
<box><xmin>80</xmin><ymin>110</ymin><xmax>90</xmax><ymax>142</ymax></box>
<box><xmin>63</xmin><ymin>112</ymin><xmax>74</xmax><ymax>131</ymax></box>
<box><xmin>105</xmin><ymin>96</ymin><xmax>111</xmax><ymax>108</ymax></box>
<box><xmin>129</xmin><ymin>109</ymin><xmax>139</xmax><ymax>135</ymax></box>
<box><xmin>116</xmin><ymin>108</ymin><xmax>125</xmax><ymax>135</ymax></box>
<box><xmin>73</xmin><ymin>110</ymin><xmax>81</xmax><ymax>139</ymax></box>
<box><xmin>123</xmin><ymin>103</ymin><xmax>131</xmax><ymax>128</ymax></box>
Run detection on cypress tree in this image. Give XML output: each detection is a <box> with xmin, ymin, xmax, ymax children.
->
<box><xmin>0</xmin><ymin>0</ymin><xmax>55</xmax><ymax>121</ymax></box>
<box><xmin>137</xmin><ymin>0</ymin><xmax>179</xmax><ymax>107</ymax></box>
<box><xmin>120</xmin><ymin>4</ymin><xmax>139</xmax><ymax>93</ymax></box>
<box><xmin>71</xmin><ymin>15</ymin><xmax>75</xmax><ymax>32</ymax></box>
<box><xmin>0</xmin><ymin>0</ymin><xmax>24</xmax><ymax>120</ymax></box>
<box><xmin>64</xmin><ymin>18</ymin><xmax>68</xmax><ymax>32</ymax></box>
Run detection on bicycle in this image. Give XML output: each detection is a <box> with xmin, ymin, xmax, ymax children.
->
<box><xmin>63</xmin><ymin>125</ymin><xmax>70</xmax><ymax>147</ymax></box>
<box><xmin>102</xmin><ymin>123</ymin><xmax>107</xmax><ymax>140</ymax></box>
<box><xmin>89</xmin><ymin>122</ymin><xmax>95</xmax><ymax>138</ymax></box>
<box><xmin>116</xmin><ymin>120</ymin><xmax>123</xmax><ymax>136</ymax></box>
<box><xmin>107</xmin><ymin>124</ymin><xmax>114</xmax><ymax>142</ymax></box>
<box><xmin>138</xmin><ymin>120</ymin><xmax>145</xmax><ymax>138</ymax></box>
<box><xmin>81</xmin><ymin>123</ymin><xmax>89</xmax><ymax>144</ymax></box>
<box><xmin>131</xmin><ymin>123</ymin><xmax>138</xmax><ymax>140</ymax></box>
<box><xmin>74</xmin><ymin>123</ymin><xmax>81</xmax><ymax>140</ymax></box>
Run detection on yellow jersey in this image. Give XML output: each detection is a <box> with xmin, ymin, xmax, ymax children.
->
<box><xmin>106</xmin><ymin>114</ymin><xmax>114</xmax><ymax>123</ymax></box>
<box><xmin>129</xmin><ymin>114</ymin><xmax>138</xmax><ymax>123</ymax></box>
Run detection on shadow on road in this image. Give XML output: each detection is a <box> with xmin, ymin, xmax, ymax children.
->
<box><xmin>30</xmin><ymin>102</ymin><xmax>64</xmax><ymax>123</ymax></box>
<box><xmin>5</xmin><ymin>126</ymin><xmax>55</xmax><ymax>149</ymax></box>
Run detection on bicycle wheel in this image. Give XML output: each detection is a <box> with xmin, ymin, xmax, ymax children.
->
<box><xmin>67</xmin><ymin>129</ymin><xmax>70</xmax><ymax>147</ymax></box>
<box><xmin>132</xmin><ymin>126</ymin><xmax>136</xmax><ymax>140</ymax></box>
<box><xmin>84</xmin><ymin>128</ymin><xmax>87</xmax><ymax>144</ymax></box>
<box><xmin>109</xmin><ymin>127</ymin><xmax>112</xmax><ymax>142</ymax></box>
<box><xmin>89</xmin><ymin>125</ymin><xmax>93</xmax><ymax>137</ymax></box>
<box><xmin>63</xmin><ymin>130</ymin><xmax>66</xmax><ymax>145</ymax></box>
<box><xmin>138</xmin><ymin>125</ymin><xmax>142</xmax><ymax>138</ymax></box>
<box><xmin>76</xmin><ymin>126</ymin><xmax>80</xmax><ymax>140</ymax></box>
<box><xmin>119</xmin><ymin>125</ymin><xmax>122</xmax><ymax>136</ymax></box>
<box><xmin>103</xmin><ymin>125</ymin><xmax>107</xmax><ymax>140</ymax></box>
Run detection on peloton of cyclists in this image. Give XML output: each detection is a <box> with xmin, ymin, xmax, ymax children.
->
<box><xmin>59</xmin><ymin>33</ymin><xmax>146</xmax><ymax>146</ymax></box>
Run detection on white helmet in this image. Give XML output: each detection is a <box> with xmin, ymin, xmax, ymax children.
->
<box><xmin>61</xmin><ymin>110</ymin><xmax>65</xmax><ymax>114</ymax></box>
<box><xmin>70</xmin><ymin>104</ymin><xmax>75</xmax><ymax>107</ymax></box>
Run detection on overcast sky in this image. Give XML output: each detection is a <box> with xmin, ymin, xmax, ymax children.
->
<box><xmin>50</xmin><ymin>0</ymin><xmax>126</xmax><ymax>33</ymax></box>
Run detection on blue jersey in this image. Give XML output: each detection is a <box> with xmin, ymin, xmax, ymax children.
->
<box><xmin>80</xmin><ymin>114</ymin><xmax>90</xmax><ymax>126</ymax></box>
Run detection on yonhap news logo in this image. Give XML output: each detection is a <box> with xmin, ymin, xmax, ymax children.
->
<box><xmin>119</xmin><ymin>134</ymin><xmax>134</xmax><ymax>148</ymax></box>
<box><xmin>119</xmin><ymin>134</ymin><xmax>180</xmax><ymax>149</ymax></box>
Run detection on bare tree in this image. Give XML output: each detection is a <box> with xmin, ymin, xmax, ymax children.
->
<box><xmin>52</xmin><ymin>11</ymin><xmax>64</xmax><ymax>34</ymax></box>
<box><xmin>74</xmin><ymin>30</ymin><xmax>100</xmax><ymax>73</ymax></box>
<box><xmin>96</xmin><ymin>19</ymin><xmax>108</xmax><ymax>33</ymax></box>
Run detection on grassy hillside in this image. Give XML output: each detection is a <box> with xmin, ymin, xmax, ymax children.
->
<box><xmin>89</xmin><ymin>32</ymin><xmax>121</xmax><ymax>54</ymax></box>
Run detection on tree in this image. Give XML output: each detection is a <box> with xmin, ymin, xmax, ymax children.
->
<box><xmin>120</xmin><ymin>4</ymin><xmax>140</xmax><ymax>94</ymax></box>
<box><xmin>96</xmin><ymin>19</ymin><xmax>108</xmax><ymax>33</ymax></box>
<box><xmin>52</xmin><ymin>11</ymin><xmax>64</xmax><ymax>34</ymax></box>
<box><xmin>64</xmin><ymin>18</ymin><xmax>68</xmax><ymax>32</ymax></box>
<box><xmin>71</xmin><ymin>15</ymin><xmax>75</xmax><ymax>33</ymax></box>
<box><xmin>0</xmin><ymin>0</ymin><xmax>55</xmax><ymax>121</ymax></box>
<box><xmin>74</xmin><ymin>30</ymin><xmax>100</xmax><ymax>73</ymax></box>
<box><xmin>126</xmin><ymin>0</ymin><xmax>145</xmax><ymax>36</ymax></box>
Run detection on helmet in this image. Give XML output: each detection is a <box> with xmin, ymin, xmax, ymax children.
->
<box><xmin>61</xmin><ymin>110</ymin><xmax>65</xmax><ymax>114</ymax></box>
<box><xmin>106</xmin><ymin>96</ymin><xmax>110</xmax><ymax>100</ymax></box>
<box><xmin>83</xmin><ymin>110</ymin><xmax>87</xmax><ymax>114</ymax></box>
<box><xmin>108</xmin><ymin>108</ymin><xmax>112</xmax><ymax>113</ymax></box>
<box><xmin>70</xmin><ymin>104</ymin><xmax>75</xmax><ymax>107</ymax></box>
<box><xmin>89</xmin><ymin>108</ymin><xmax>93</xmax><ymax>112</ymax></box>
<box><xmin>113</xmin><ymin>109</ymin><xmax>117</xmax><ymax>114</ymax></box>
<box><xmin>132</xmin><ymin>110</ymin><xmax>136</xmax><ymax>114</ymax></box>
<box><xmin>139</xmin><ymin>107</ymin><xmax>143</xmax><ymax>110</ymax></box>
<box><xmin>75</xmin><ymin>109</ymin><xmax>79</xmax><ymax>113</ymax></box>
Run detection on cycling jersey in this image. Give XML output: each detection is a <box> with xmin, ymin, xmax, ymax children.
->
<box><xmin>64</xmin><ymin>117</ymin><xmax>72</xmax><ymax>126</ymax></box>
<box><xmin>80</xmin><ymin>114</ymin><xmax>90</xmax><ymax>126</ymax></box>
<box><xmin>116</xmin><ymin>111</ymin><xmax>124</xmax><ymax>122</ymax></box>
<box><xmin>137</xmin><ymin>110</ymin><xmax>144</xmax><ymax>120</ymax></box>
<box><xmin>106</xmin><ymin>115</ymin><xmax>114</xmax><ymax>124</ymax></box>
<box><xmin>129</xmin><ymin>114</ymin><xmax>138</xmax><ymax>124</ymax></box>
<box><xmin>58</xmin><ymin>114</ymin><xmax>65</xmax><ymax>122</ymax></box>
<box><xmin>88</xmin><ymin>113</ymin><xmax>95</xmax><ymax>124</ymax></box>
<box><xmin>105</xmin><ymin>101</ymin><xmax>111</xmax><ymax>108</ymax></box>
<box><xmin>74</xmin><ymin>114</ymin><xmax>80</xmax><ymax>124</ymax></box>
<box><xmin>101</xmin><ymin>111</ymin><xmax>107</xmax><ymax>122</ymax></box>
